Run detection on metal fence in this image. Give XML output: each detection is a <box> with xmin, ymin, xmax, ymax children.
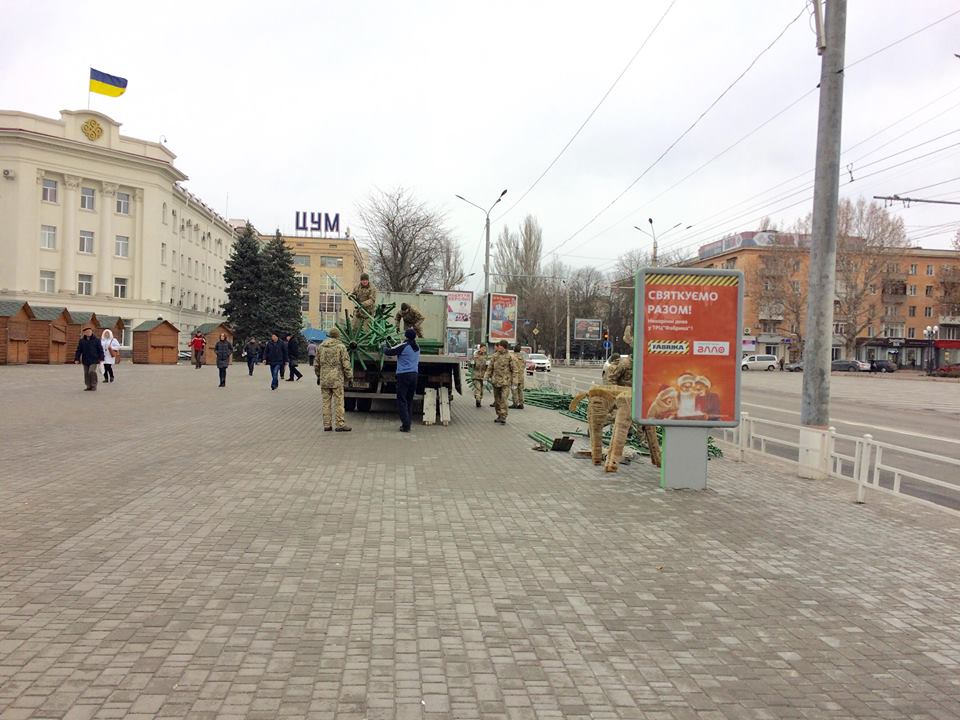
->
<box><xmin>718</xmin><ymin>413</ymin><xmax>960</xmax><ymax>516</ymax></box>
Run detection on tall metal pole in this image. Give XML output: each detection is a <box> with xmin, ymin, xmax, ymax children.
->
<box><xmin>565</xmin><ymin>282</ymin><xmax>571</xmax><ymax>365</ymax></box>
<box><xmin>483</xmin><ymin>214</ymin><xmax>490</xmax><ymax>297</ymax></box>
<box><xmin>801</xmin><ymin>0</ymin><xmax>847</xmax><ymax>428</ymax></box>
<box><xmin>649</xmin><ymin>218</ymin><xmax>658</xmax><ymax>267</ymax></box>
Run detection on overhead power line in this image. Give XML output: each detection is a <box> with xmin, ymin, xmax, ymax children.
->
<box><xmin>492</xmin><ymin>0</ymin><xmax>679</xmax><ymax>224</ymax></box>
<box><xmin>841</xmin><ymin>7</ymin><xmax>960</xmax><ymax>72</ymax></box>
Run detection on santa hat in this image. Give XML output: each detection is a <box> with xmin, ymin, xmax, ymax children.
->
<box><xmin>657</xmin><ymin>384</ymin><xmax>678</xmax><ymax>397</ymax></box>
<box><xmin>695</xmin><ymin>375</ymin><xmax>711</xmax><ymax>388</ymax></box>
<box><xmin>677</xmin><ymin>373</ymin><xmax>696</xmax><ymax>385</ymax></box>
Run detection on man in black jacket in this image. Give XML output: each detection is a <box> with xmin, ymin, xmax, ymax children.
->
<box><xmin>74</xmin><ymin>325</ymin><xmax>105</xmax><ymax>391</ymax></box>
<box><xmin>263</xmin><ymin>332</ymin><xmax>288</xmax><ymax>390</ymax></box>
<box><xmin>285</xmin><ymin>333</ymin><xmax>303</xmax><ymax>382</ymax></box>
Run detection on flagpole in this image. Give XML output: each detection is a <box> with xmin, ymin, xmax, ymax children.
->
<box><xmin>87</xmin><ymin>67</ymin><xmax>91</xmax><ymax>109</ymax></box>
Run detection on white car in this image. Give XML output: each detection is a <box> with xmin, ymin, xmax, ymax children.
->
<box><xmin>525</xmin><ymin>353</ymin><xmax>552</xmax><ymax>374</ymax></box>
<box><xmin>741</xmin><ymin>354</ymin><xmax>779</xmax><ymax>371</ymax></box>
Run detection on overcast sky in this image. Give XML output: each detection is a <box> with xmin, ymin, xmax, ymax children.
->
<box><xmin>4</xmin><ymin>1</ymin><xmax>960</xmax><ymax>292</ymax></box>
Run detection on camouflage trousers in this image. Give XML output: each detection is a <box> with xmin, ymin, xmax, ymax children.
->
<box><xmin>511</xmin><ymin>383</ymin><xmax>524</xmax><ymax>407</ymax></box>
<box><xmin>472</xmin><ymin>378</ymin><xmax>484</xmax><ymax>401</ymax></box>
<box><xmin>321</xmin><ymin>385</ymin><xmax>346</xmax><ymax>429</ymax></box>
<box><xmin>493</xmin><ymin>385</ymin><xmax>510</xmax><ymax>420</ymax></box>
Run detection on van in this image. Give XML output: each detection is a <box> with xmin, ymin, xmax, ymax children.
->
<box><xmin>741</xmin><ymin>354</ymin><xmax>778</xmax><ymax>371</ymax></box>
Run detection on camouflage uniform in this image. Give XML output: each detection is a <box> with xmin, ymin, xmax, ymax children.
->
<box><xmin>484</xmin><ymin>347</ymin><xmax>514</xmax><ymax>422</ymax></box>
<box><xmin>608</xmin><ymin>355</ymin><xmax>633</xmax><ymax>387</ymax></box>
<box><xmin>315</xmin><ymin>336</ymin><xmax>353</xmax><ymax>430</ymax></box>
<box><xmin>509</xmin><ymin>349</ymin><xmax>525</xmax><ymax>408</ymax></box>
<box><xmin>469</xmin><ymin>351</ymin><xmax>488</xmax><ymax>406</ymax></box>
<box><xmin>395</xmin><ymin>305</ymin><xmax>425</xmax><ymax>338</ymax></box>
<box><xmin>351</xmin><ymin>281</ymin><xmax>377</xmax><ymax>328</ymax></box>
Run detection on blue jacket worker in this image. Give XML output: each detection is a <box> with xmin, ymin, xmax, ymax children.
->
<box><xmin>383</xmin><ymin>328</ymin><xmax>421</xmax><ymax>432</ymax></box>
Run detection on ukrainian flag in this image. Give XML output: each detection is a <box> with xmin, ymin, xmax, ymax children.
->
<box><xmin>89</xmin><ymin>68</ymin><xmax>127</xmax><ymax>97</ymax></box>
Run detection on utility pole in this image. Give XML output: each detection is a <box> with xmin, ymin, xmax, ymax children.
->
<box><xmin>456</xmin><ymin>189</ymin><xmax>507</xmax><ymax>345</ymax></box>
<box><xmin>649</xmin><ymin>218</ymin><xmax>658</xmax><ymax>267</ymax></box>
<box><xmin>565</xmin><ymin>281</ymin><xmax>571</xmax><ymax>365</ymax></box>
<box><xmin>801</xmin><ymin>0</ymin><xmax>847</xmax><ymax>429</ymax></box>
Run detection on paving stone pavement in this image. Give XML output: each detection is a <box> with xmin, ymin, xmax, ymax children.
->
<box><xmin>1</xmin><ymin>363</ymin><xmax>959</xmax><ymax>720</ymax></box>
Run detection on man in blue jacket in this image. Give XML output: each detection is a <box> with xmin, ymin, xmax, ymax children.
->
<box><xmin>263</xmin><ymin>332</ymin><xmax>288</xmax><ymax>391</ymax></box>
<box><xmin>383</xmin><ymin>328</ymin><xmax>420</xmax><ymax>432</ymax></box>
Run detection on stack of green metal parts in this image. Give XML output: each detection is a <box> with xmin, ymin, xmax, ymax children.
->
<box><xmin>523</xmin><ymin>386</ymin><xmax>722</xmax><ymax>459</ymax></box>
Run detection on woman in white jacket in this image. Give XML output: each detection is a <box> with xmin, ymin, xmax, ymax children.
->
<box><xmin>101</xmin><ymin>329</ymin><xmax>121</xmax><ymax>383</ymax></box>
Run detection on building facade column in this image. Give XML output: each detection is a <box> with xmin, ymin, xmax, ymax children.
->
<box><xmin>98</xmin><ymin>182</ymin><xmax>117</xmax><ymax>296</ymax></box>
<box><xmin>133</xmin><ymin>188</ymin><xmax>144</xmax><ymax>300</ymax></box>
<box><xmin>60</xmin><ymin>173</ymin><xmax>81</xmax><ymax>294</ymax></box>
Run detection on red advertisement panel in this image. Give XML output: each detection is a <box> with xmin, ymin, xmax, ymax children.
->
<box><xmin>488</xmin><ymin>293</ymin><xmax>518</xmax><ymax>344</ymax></box>
<box><xmin>636</xmin><ymin>270</ymin><xmax>742</xmax><ymax>426</ymax></box>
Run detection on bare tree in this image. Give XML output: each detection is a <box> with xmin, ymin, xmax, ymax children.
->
<box><xmin>492</xmin><ymin>214</ymin><xmax>543</xmax><ymax>294</ymax></box>
<box><xmin>834</xmin><ymin>197</ymin><xmax>908</xmax><ymax>356</ymax></box>
<box><xmin>436</xmin><ymin>237</ymin><xmax>467</xmax><ymax>289</ymax></box>
<box><xmin>357</xmin><ymin>187</ymin><xmax>449</xmax><ymax>292</ymax></box>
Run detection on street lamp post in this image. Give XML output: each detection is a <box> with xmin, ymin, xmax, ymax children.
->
<box><xmin>634</xmin><ymin>220</ymin><xmax>687</xmax><ymax>267</ymax></box>
<box><xmin>456</xmin><ymin>189</ymin><xmax>507</xmax><ymax>345</ymax></box>
<box><xmin>924</xmin><ymin>324</ymin><xmax>939</xmax><ymax>374</ymax></box>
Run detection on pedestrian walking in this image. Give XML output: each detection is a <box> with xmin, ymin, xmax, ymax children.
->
<box><xmin>285</xmin><ymin>333</ymin><xmax>304</xmax><ymax>381</ymax></box>
<box><xmin>263</xmin><ymin>332</ymin><xmax>288</xmax><ymax>390</ymax></box>
<box><xmin>779</xmin><ymin>356</ymin><xmax>785</xmax><ymax>371</ymax></box>
<box><xmin>469</xmin><ymin>344</ymin><xmax>488</xmax><ymax>407</ymax></box>
<box><xmin>315</xmin><ymin>327</ymin><xmax>353</xmax><ymax>432</ymax></box>
<box><xmin>214</xmin><ymin>333</ymin><xmax>233</xmax><ymax>387</ymax></box>
<box><xmin>485</xmin><ymin>339</ymin><xmax>513</xmax><ymax>424</ymax></box>
<box><xmin>307</xmin><ymin>340</ymin><xmax>317</xmax><ymax>368</ymax></box>
<box><xmin>190</xmin><ymin>331</ymin><xmax>205</xmax><ymax>369</ymax></box>
<box><xmin>509</xmin><ymin>343</ymin><xmax>525</xmax><ymax>409</ymax></box>
<box><xmin>74</xmin><ymin>325</ymin><xmax>104</xmax><ymax>391</ymax></box>
<box><xmin>100</xmin><ymin>329</ymin><xmax>120</xmax><ymax>383</ymax></box>
<box><xmin>243</xmin><ymin>337</ymin><xmax>259</xmax><ymax>376</ymax></box>
<box><xmin>383</xmin><ymin>328</ymin><xmax>421</xmax><ymax>432</ymax></box>
<box><xmin>394</xmin><ymin>303</ymin><xmax>425</xmax><ymax>338</ymax></box>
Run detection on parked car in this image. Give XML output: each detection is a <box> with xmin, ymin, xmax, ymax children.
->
<box><xmin>932</xmin><ymin>363</ymin><xmax>960</xmax><ymax>377</ymax></box>
<box><xmin>525</xmin><ymin>353</ymin><xmax>552</xmax><ymax>374</ymax></box>
<box><xmin>784</xmin><ymin>360</ymin><xmax>803</xmax><ymax>372</ymax></box>
<box><xmin>831</xmin><ymin>359</ymin><xmax>861</xmax><ymax>372</ymax></box>
<box><xmin>869</xmin><ymin>359</ymin><xmax>897</xmax><ymax>373</ymax></box>
<box><xmin>856</xmin><ymin>360</ymin><xmax>871</xmax><ymax>371</ymax></box>
<box><xmin>741</xmin><ymin>354</ymin><xmax>779</xmax><ymax>371</ymax></box>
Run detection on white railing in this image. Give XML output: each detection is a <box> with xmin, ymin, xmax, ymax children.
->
<box><xmin>720</xmin><ymin>413</ymin><xmax>960</xmax><ymax>516</ymax></box>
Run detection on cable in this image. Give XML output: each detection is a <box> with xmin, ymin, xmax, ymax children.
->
<box><xmin>545</xmin><ymin>4</ymin><xmax>808</xmax><ymax>257</ymax></box>
<box><xmin>897</xmin><ymin>175</ymin><xmax>960</xmax><ymax>196</ymax></box>
<box><xmin>492</xmin><ymin>0</ymin><xmax>679</xmax><ymax>223</ymax></box>
<box><xmin>841</xmin><ymin>7</ymin><xmax>960</xmax><ymax>72</ymax></box>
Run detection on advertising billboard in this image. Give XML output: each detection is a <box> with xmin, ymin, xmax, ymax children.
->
<box><xmin>487</xmin><ymin>293</ymin><xmax>518</xmax><ymax>344</ymax></box>
<box><xmin>632</xmin><ymin>268</ymin><xmax>743</xmax><ymax>427</ymax></box>
<box><xmin>574</xmin><ymin>318</ymin><xmax>602</xmax><ymax>341</ymax></box>
<box><xmin>446</xmin><ymin>328</ymin><xmax>470</xmax><ymax>357</ymax></box>
<box><xmin>444</xmin><ymin>291</ymin><xmax>473</xmax><ymax>329</ymax></box>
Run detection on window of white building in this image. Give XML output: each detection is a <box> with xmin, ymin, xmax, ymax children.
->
<box><xmin>78</xmin><ymin>274</ymin><xmax>93</xmax><ymax>295</ymax></box>
<box><xmin>115</xmin><ymin>235</ymin><xmax>129</xmax><ymax>257</ymax></box>
<box><xmin>40</xmin><ymin>270</ymin><xmax>56</xmax><ymax>293</ymax></box>
<box><xmin>114</xmin><ymin>277</ymin><xmax>128</xmax><ymax>299</ymax></box>
<box><xmin>80</xmin><ymin>187</ymin><xmax>95</xmax><ymax>210</ymax></box>
<box><xmin>79</xmin><ymin>230</ymin><xmax>94</xmax><ymax>254</ymax></box>
<box><xmin>116</xmin><ymin>191</ymin><xmax>131</xmax><ymax>215</ymax></box>
<box><xmin>40</xmin><ymin>225</ymin><xmax>57</xmax><ymax>250</ymax></box>
<box><xmin>41</xmin><ymin>178</ymin><xmax>58</xmax><ymax>203</ymax></box>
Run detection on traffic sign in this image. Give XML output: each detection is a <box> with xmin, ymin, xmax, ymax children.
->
<box><xmin>602</xmin><ymin>340</ymin><xmax>612</xmax><ymax>350</ymax></box>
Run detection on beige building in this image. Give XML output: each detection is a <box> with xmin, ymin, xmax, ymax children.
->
<box><xmin>281</xmin><ymin>235</ymin><xmax>366</xmax><ymax>330</ymax></box>
<box><xmin>0</xmin><ymin>108</ymin><xmax>235</xmax><ymax>346</ymax></box>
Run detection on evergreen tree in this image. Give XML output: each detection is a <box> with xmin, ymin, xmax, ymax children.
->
<box><xmin>260</xmin><ymin>230</ymin><xmax>303</xmax><ymax>337</ymax></box>
<box><xmin>222</xmin><ymin>223</ymin><xmax>269</xmax><ymax>342</ymax></box>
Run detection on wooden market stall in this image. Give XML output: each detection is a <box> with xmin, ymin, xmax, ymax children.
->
<box><xmin>96</xmin><ymin>315</ymin><xmax>125</xmax><ymax>343</ymax></box>
<box><xmin>64</xmin><ymin>311</ymin><xmax>100</xmax><ymax>361</ymax></box>
<box><xmin>0</xmin><ymin>300</ymin><xmax>34</xmax><ymax>365</ymax></box>
<box><xmin>28</xmin><ymin>306</ymin><xmax>72</xmax><ymax>364</ymax></box>
<box><xmin>132</xmin><ymin>320</ymin><xmax>180</xmax><ymax>364</ymax></box>
<box><xmin>197</xmin><ymin>322</ymin><xmax>234</xmax><ymax>365</ymax></box>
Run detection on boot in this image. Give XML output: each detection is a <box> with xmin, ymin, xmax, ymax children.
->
<box><xmin>335</xmin><ymin>426</ymin><xmax>352</xmax><ymax>432</ymax></box>
<box><xmin>475</xmin><ymin>399</ymin><xmax>481</xmax><ymax>407</ymax></box>
<box><xmin>324</xmin><ymin>426</ymin><xmax>332</xmax><ymax>432</ymax></box>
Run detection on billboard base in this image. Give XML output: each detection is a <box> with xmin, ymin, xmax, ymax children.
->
<box><xmin>660</xmin><ymin>427</ymin><xmax>710</xmax><ymax>490</ymax></box>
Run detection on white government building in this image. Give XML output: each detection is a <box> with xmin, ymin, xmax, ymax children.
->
<box><xmin>0</xmin><ymin>108</ymin><xmax>235</xmax><ymax>345</ymax></box>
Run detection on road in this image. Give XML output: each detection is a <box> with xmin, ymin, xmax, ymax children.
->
<box><xmin>536</xmin><ymin>364</ymin><xmax>960</xmax><ymax>508</ymax></box>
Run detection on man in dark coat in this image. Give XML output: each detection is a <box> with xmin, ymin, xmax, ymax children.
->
<box><xmin>285</xmin><ymin>333</ymin><xmax>303</xmax><ymax>382</ymax></box>
<box><xmin>263</xmin><ymin>332</ymin><xmax>288</xmax><ymax>391</ymax></box>
<box><xmin>74</xmin><ymin>325</ymin><xmax>105</xmax><ymax>391</ymax></box>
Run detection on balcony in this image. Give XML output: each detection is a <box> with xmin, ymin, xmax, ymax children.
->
<box><xmin>940</xmin><ymin>314</ymin><xmax>960</xmax><ymax>326</ymax></box>
<box><xmin>881</xmin><ymin>281</ymin><xmax>907</xmax><ymax>303</ymax></box>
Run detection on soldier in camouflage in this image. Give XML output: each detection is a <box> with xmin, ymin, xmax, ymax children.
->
<box><xmin>394</xmin><ymin>303</ymin><xmax>425</xmax><ymax>338</ymax></box>
<box><xmin>509</xmin><ymin>343</ymin><xmax>525</xmax><ymax>409</ymax></box>
<box><xmin>608</xmin><ymin>353</ymin><xmax>633</xmax><ymax>387</ymax></box>
<box><xmin>314</xmin><ymin>327</ymin><xmax>353</xmax><ymax>432</ymax></box>
<box><xmin>469</xmin><ymin>345</ymin><xmax>488</xmax><ymax>408</ymax></box>
<box><xmin>351</xmin><ymin>273</ymin><xmax>377</xmax><ymax>329</ymax></box>
<box><xmin>484</xmin><ymin>339</ymin><xmax>514</xmax><ymax>424</ymax></box>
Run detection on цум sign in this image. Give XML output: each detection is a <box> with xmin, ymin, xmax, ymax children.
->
<box><xmin>295</xmin><ymin>211</ymin><xmax>340</xmax><ymax>234</ymax></box>
<box><xmin>632</xmin><ymin>267</ymin><xmax>743</xmax><ymax>490</ymax></box>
